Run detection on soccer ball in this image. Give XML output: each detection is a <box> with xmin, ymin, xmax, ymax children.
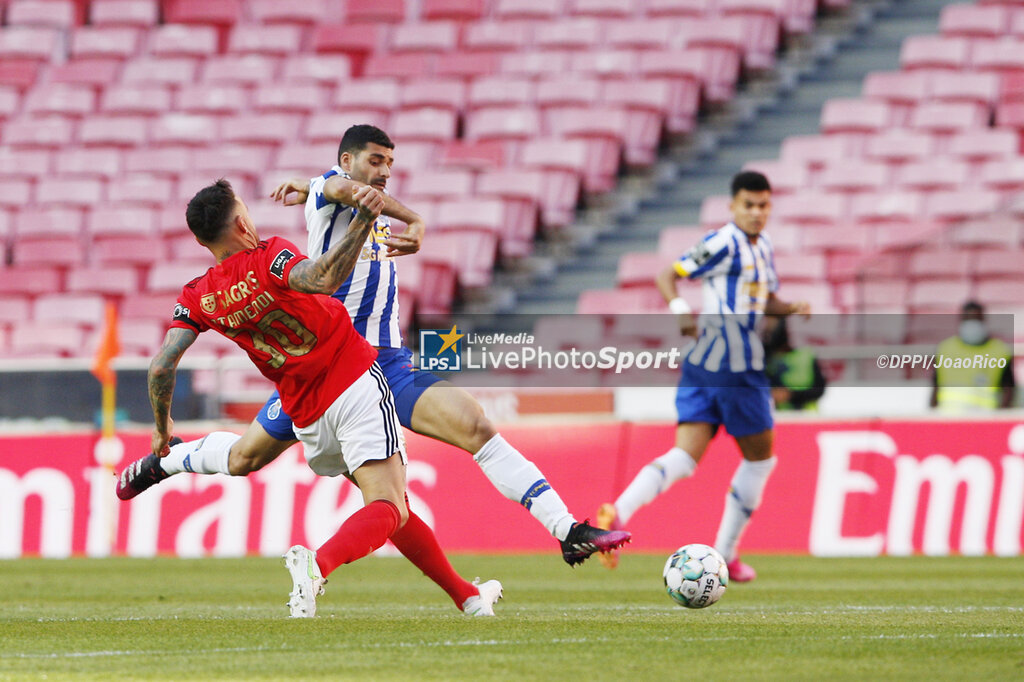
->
<box><xmin>662</xmin><ymin>543</ymin><xmax>728</xmax><ymax>609</ymax></box>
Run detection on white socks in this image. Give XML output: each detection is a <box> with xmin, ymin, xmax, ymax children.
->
<box><xmin>159</xmin><ymin>432</ymin><xmax>240</xmax><ymax>476</ymax></box>
<box><xmin>715</xmin><ymin>456</ymin><xmax>777</xmax><ymax>562</ymax></box>
<box><xmin>473</xmin><ymin>434</ymin><xmax>576</xmax><ymax>540</ymax></box>
<box><xmin>615</xmin><ymin>447</ymin><xmax>698</xmax><ymax>525</ymax></box>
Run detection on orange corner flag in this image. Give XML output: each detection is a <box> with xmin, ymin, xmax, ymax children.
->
<box><xmin>92</xmin><ymin>303</ymin><xmax>120</xmax><ymax>386</ymax></box>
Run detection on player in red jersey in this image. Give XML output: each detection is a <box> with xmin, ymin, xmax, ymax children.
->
<box><xmin>147</xmin><ymin>179</ymin><xmax>501</xmax><ymax>618</ymax></box>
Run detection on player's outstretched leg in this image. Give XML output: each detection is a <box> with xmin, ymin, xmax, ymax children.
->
<box><xmin>283</xmin><ymin>545</ymin><xmax>327</xmax><ymax>618</ymax></box>
<box><xmin>115</xmin><ymin>437</ymin><xmax>183</xmax><ymax>500</ymax></box>
<box><xmin>559</xmin><ymin>520</ymin><xmax>631</xmax><ymax>567</ymax></box>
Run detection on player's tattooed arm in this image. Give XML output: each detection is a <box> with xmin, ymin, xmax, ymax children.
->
<box><xmin>288</xmin><ymin>185</ymin><xmax>384</xmax><ymax>294</ymax></box>
<box><xmin>148</xmin><ymin>327</ymin><xmax>197</xmax><ymax>456</ymax></box>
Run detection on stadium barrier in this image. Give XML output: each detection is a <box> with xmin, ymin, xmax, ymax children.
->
<box><xmin>2</xmin><ymin>417</ymin><xmax>1022</xmax><ymax>558</ymax></box>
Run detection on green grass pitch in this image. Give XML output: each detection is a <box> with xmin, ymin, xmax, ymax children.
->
<box><xmin>1</xmin><ymin>554</ymin><xmax>1022</xmax><ymax>681</ymax></box>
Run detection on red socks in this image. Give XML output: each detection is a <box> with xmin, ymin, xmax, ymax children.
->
<box><xmin>390</xmin><ymin>508</ymin><xmax>477</xmax><ymax>609</ymax></box>
<box><xmin>315</xmin><ymin>499</ymin><xmax>401</xmax><ymax>577</ymax></box>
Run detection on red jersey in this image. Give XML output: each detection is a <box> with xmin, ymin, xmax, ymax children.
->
<box><xmin>170</xmin><ymin>236</ymin><xmax>377</xmax><ymax>428</ymax></box>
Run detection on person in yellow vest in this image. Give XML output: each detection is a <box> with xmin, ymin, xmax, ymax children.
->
<box><xmin>930</xmin><ymin>300</ymin><xmax>1015</xmax><ymax>413</ymax></box>
<box><xmin>762</xmin><ymin>316</ymin><xmax>827</xmax><ymax>411</ymax></box>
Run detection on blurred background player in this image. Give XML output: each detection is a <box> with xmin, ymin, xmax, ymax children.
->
<box><xmin>117</xmin><ymin>125</ymin><xmax>630</xmax><ymax>567</ymax></box>
<box><xmin>930</xmin><ymin>300</ymin><xmax>1015</xmax><ymax>413</ymax></box>
<box><xmin>596</xmin><ymin>171</ymin><xmax>809</xmax><ymax>580</ymax></box>
<box><xmin>146</xmin><ymin>178</ymin><xmax>501</xmax><ymax>618</ymax></box>
<box><xmin>762</xmin><ymin>316</ymin><xmax>827</xmax><ymax>411</ymax></box>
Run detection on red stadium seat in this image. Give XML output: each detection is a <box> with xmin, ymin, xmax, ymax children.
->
<box><xmin>79</xmin><ymin>115</ymin><xmax>148</xmax><ymax>147</ymax></box>
<box><xmin>36</xmin><ymin>176</ymin><xmax>104</xmax><ymax>207</ymax></box>
<box><xmin>107</xmin><ymin>173</ymin><xmax>176</xmax><ymax>206</ymax></box>
<box><xmin>150</xmin><ymin>114</ymin><xmax>219</xmax><ymax>147</ymax></box>
<box><xmin>0</xmin><ymin>295</ymin><xmax>30</xmax><ymax>325</ymax></box>
<box><xmin>249</xmin><ymin>0</ymin><xmax>328</xmax><ymax>24</ymax></box>
<box><xmin>900</xmin><ymin>36</ymin><xmax>971</xmax><ymax>71</ymax></box>
<box><xmin>818</xmin><ymin>160</ymin><xmax>890</xmax><ymax>194</ymax></box>
<box><xmin>863</xmin><ymin>129</ymin><xmax>937</xmax><ymax>165</ymax></box>
<box><xmin>908</xmin><ymin>279</ymin><xmax>973</xmax><ymax>313</ymax></box>
<box><xmin>602</xmin><ymin>78</ymin><xmax>676</xmax><ymax>162</ymax></box>
<box><xmin>333</xmin><ymin>78</ymin><xmax>401</xmax><ymax>115</ymax></box>
<box><xmin>780</xmin><ymin>134</ymin><xmax>861</xmax><ymax>167</ymax></box>
<box><xmin>926</xmin><ymin>189</ymin><xmax>1002</xmax><ymax>223</ymax></box>
<box><xmin>0</xmin><ymin>264</ymin><xmax>62</xmax><ymax>296</ymax></box>
<box><xmin>820</xmin><ymin>98</ymin><xmax>894</xmax><ymax>134</ymax></box>
<box><xmin>569</xmin><ymin>50</ymin><xmax>639</xmax><ymax>80</ymax></box>
<box><xmin>494</xmin><ymin>0</ymin><xmax>563</xmax><ymax>20</ymax></box>
<box><xmin>897</xmin><ymin>158</ymin><xmax>971</xmax><ymax>191</ymax></box>
<box><xmin>311</xmin><ymin>23</ymin><xmax>380</xmax><ymax>75</ymax></box>
<box><xmin>772</xmin><ymin>192</ymin><xmax>846</xmax><ymax>225</ymax></box>
<box><xmin>939</xmin><ymin>3</ymin><xmax>1009</xmax><ymax>38</ymax></box>
<box><xmin>0</xmin><ymin>148</ymin><xmax>50</xmax><ymax>179</ymax></box>
<box><xmin>434</xmin><ymin>50</ymin><xmax>501</xmax><ymax>79</ymax></box>
<box><xmin>909</xmin><ymin>101</ymin><xmax>990</xmax><ymax>134</ymax></box>
<box><xmin>112</xmin><ymin>319</ymin><xmax>165</xmax><ymax>357</ymax></box>
<box><xmin>201</xmin><ymin>55</ymin><xmax>280</xmax><ymax>85</ymax></box>
<box><xmin>253</xmin><ymin>83</ymin><xmax>329</xmax><ymax>114</ymax></box>
<box><xmin>616</xmin><ymin>252</ymin><xmax>665</xmax><ymax>288</ymax></box>
<box><xmin>980</xmin><ymin>157</ymin><xmax>1024</xmax><ymax>191</ymax></box>
<box><xmin>176</xmin><ymin>83</ymin><xmax>248</xmax><ymax>114</ymax></box>
<box><xmin>969</xmin><ymin>38</ymin><xmax>1024</xmax><ymax>75</ymax></box>
<box><xmin>12</xmin><ymin>236</ymin><xmax>86</xmax><ymax>267</ymax></box>
<box><xmin>94</xmin><ymin>235</ymin><xmax>168</xmax><ymax>266</ymax></box>
<box><xmin>220</xmin><ymin>113</ymin><xmax>304</xmax><ymax>146</ymax></box>
<box><xmin>122</xmin><ymin>57</ymin><xmax>199</xmax><ymax>86</ymax></box>
<box><xmin>465</xmin><ymin>107</ymin><xmax>542</xmax><ymax>142</ymax></box>
<box><xmin>438</xmin><ymin>140</ymin><xmax>506</xmax><ymax>170</ymax></box>
<box><xmin>544</xmin><ymin>106</ymin><xmax>628</xmax><ymax>193</ymax></box>
<box><xmin>163</xmin><ymin>0</ymin><xmax>242</xmax><ymax>26</ymax></box>
<box><xmin>698</xmin><ymin>194</ymin><xmax>732</xmax><ymax>228</ymax></box>
<box><xmin>24</xmin><ymin>84</ymin><xmax>95</xmax><ymax>117</ymax></box>
<box><xmin>14</xmin><ymin>207</ymin><xmax>84</xmax><ymax>238</ymax></box>
<box><xmin>281</xmin><ymin>55</ymin><xmax>352</xmax><ymax>85</ymax></box>
<box><xmin>363</xmin><ymin>53</ymin><xmax>436</xmax><ymax>80</ymax></box>
<box><xmin>119</xmin><ymin>291</ymin><xmax>179</xmax><ymax>322</ymax></box>
<box><xmin>304</xmin><ymin>110</ymin><xmax>391</xmax><ymax>144</ymax></box>
<box><xmin>537</xmin><ymin>77</ymin><xmax>602</xmax><ymax>112</ymax></box>
<box><xmin>69</xmin><ymin>26</ymin><xmax>142</xmax><ymax>60</ymax></box>
<box><xmin>101</xmin><ymin>84</ymin><xmax>173</xmax><ymax>116</ymax></box>
<box><xmin>3</xmin><ymin>116</ymin><xmax>74</xmax><ymax>148</ymax></box>
<box><xmin>90</xmin><ymin>0</ymin><xmax>158</xmax><ymax>27</ymax></box>
<box><xmin>461</xmin><ymin>20</ymin><xmax>533</xmax><ymax>53</ymax></box>
<box><xmin>466</xmin><ymin>77</ymin><xmax>536</xmax><ymax>112</ymax></box>
<box><xmin>474</xmin><ymin>167</ymin><xmax>543</xmax><ymax>249</ymax></box>
<box><xmin>66</xmin><ymin>265</ymin><xmax>139</xmax><ymax>297</ymax></box>
<box><xmin>389</xmin><ymin>108</ymin><xmax>459</xmax><ymax>143</ymax></box>
<box><xmin>0</xmin><ymin>26</ymin><xmax>61</xmax><ymax>62</ymax></box>
<box><xmin>227</xmin><ymin>25</ymin><xmax>302</xmax><ymax>56</ymax></box>
<box><xmin>519</xmin><ymin>137</ymin><xmax>588</xmax><ymax>225</ymax></box>
<box><xmin>569</xmin><ymin>0</ymin><xmax>634</xmax><ymax>18</ymax></box>
<box><xmin>344</xmin><ymin>0</ymin><xmax>406</xmax><ymax>24</ymax></box>
<box><xmin>6</xmin><ymin>1</ymin><xmax>77</xmax><ymax>28</ymax></box>
<box><xmin>274</xmin><ymin>142</ymin><xmax>339</xmax><ymax>174</ymax></box>
<box><xmin>948</xmin><ymin>215</ymin><xmax>1019</xmax><ymax>247</ymax></box>
<box><xmin>947</xmin><ymin>128</ymin><xmax>1017</xmax><ymax>162</ymax></box>
<box><xmin>646</xmin><ymin>0</ymin><xmax>716</xmax><ymax>18</ymax></box>
<box><xmin>0</xmin><ymin>179</ymin><xmax>31</xmax><ymax>209</ymax></box>
<box><xmin>850</xmin><ymin>190</ymin><xmax>924</xmax><ymax>223</ymax></box>
<box><xmin>576</xmin><ymin>287</ymin><xmax>665</xmax><ymax>314</ymax></box>
<box><xmin>535</xmin><ymin>18</ymin><xmax>603</xmax><ymax>51</ymax></box>
<box><xmin>862</xmin><ymin>70</ymin><xmax>930</xmax><ymax>111</ymax></box>
<box><xmin>908</xmin><ymin>248</ymin><xmax>972</xmax><ymax>279</ymax></box>
<box><xmin>929</xmin><ymin>71</ymin><xmax>1000</xmax><ymax>106</ymax></box>
<box><xmin>389</xmin><ymin>21</ymin><xmax>459</xmax><ymax>53</ymax></box>
<box><xmin>799</xmin><ymin>223</ymin><xmax>873</xmax><ymax>254</ymax></box>
<box><xmin>422</xmin><ymin>0</ymin><xmax>485</xmax><ymax>21</ymax></box>
<box><xmin>0</xmin><ymin>60</ymin><xmax>41</xmax><ymax>90</ymax></box>
<box><xmin>194</xmin><ymin>145</ymin><xmax>273</xmax><ymax>182</ymax></box>
<box><xmin>9</xmin><ymin>322</ymin><xmax>87</xmax><ymax>357</ymax></box>
<box><xmin>148</xmin><ymin>24</ymin><xmax>218</xmax><ymax>58</ymax></box>
<box><xmin>972</xmin><ymin>247</ymin><xmax>1024</xmax><ymax>277</ymax></box>
<box><xmin>147</xmin><ymin>262</ymin><xmax>214</xmax><ymax>294</ymax></box>
<box><xmin>657</xmin><ymin>225</ymin><xmax>710</xmax><ymax>260</ymax></box>
<box><xmin>89</xmin><ymin>206</ymin><xmax>158</xmax><ymax>238</ymax></box>
<box><xmin>501</xmin><ymin>51</ymin><xmax>573</xmax><ymax>79</ymax></box>
<box><xmin>399</xmin><ymin>78</ymin><xmax>467</xmax><ymax>112</ymax></box>
<box><xmin>122</xmin><ymin>147</ymin><xmax>190</xmax><ymax>177</ymax></box>
<box><xmin>605</xmin><ymin>18</ymin><xmax>678</xmax><ymax>51</ymax></box>
<box><xmin>418</xmin><ymin>228</ymin><xmax>497</xmax><ymax>289</ymax></box>
<box><xmin>403</xmin><ymin>169</ymin><xmax>475</xmax><ymax>202</ymax></box>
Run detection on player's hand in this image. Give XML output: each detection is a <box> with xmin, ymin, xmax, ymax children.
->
<box><xmin>789</xmin><ymin>301</ymin><xmax>811</xmax><ymax>319</ymax></box>
<box><xmin>383</xmin><ymin>220</ymin><xmax>423</xmax><ymax>257</ymax></box>
<box><xmin>353</xmin><ymin>185</ymin><xmax>384</xmax><ymax>222</ymax></box>
<box><xmin>151</xmin><ymin>419</ymin><xmax>174</xmax><ymax>457</ymax></box>
<box><xmin>771</xmin><ymin>387</ymin><xmax>792</xmax><ymax>405</ymax></box>
<box><xmin>679</xmin><ymin>313</ymin><xmax>698</xmax><ymax>339</ymax></box>
<box><xmin>270</xmin><ymin>178</ymin><xmax>310</xmax><ymax>206</ymax></box>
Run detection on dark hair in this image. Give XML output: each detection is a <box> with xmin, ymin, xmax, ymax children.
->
<box><xmin>961</xmin><ymin>300</ymin><xmax>984</xmax><ymax>315</ymax></box>
<box><xmin>338</xmin><ymin>124</ymin><xmax>394</xmax><ymax>162</ymax></box>
<box><xmin>731</xmin><ymin>171</ymin><xmax>772</xmax><ymax>196</ymax></box>
<box><xmin>186</xmin><ymin>178</ymin><xmax>236</xmax><ymax>244</ymax></box>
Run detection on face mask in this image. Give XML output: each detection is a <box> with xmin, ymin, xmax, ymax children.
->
<box><xmin>959</xmin><ymin>319</ymin><xmax>988</xmax><ymax>345</ymax></box>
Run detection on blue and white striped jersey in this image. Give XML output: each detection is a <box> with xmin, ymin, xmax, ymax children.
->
<box><xmin>305</xmin><ymin>166</ymin><xmax>402</xmax><ymax>348</ymax></box>
<box><xmin>674</xmin><ymin>221</ymin><xmax>778</xmax><ymax>373</ymax></box>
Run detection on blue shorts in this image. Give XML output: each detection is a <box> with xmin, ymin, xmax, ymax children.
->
<box><xmin>674</xmin><ymin>362</ymin><xmax>773</xmax><ymax>438</ymax></box>
<box><xmin>256</xmin><ymin>346</ymin><xmax>443</xmax><ymax>441</ymax></box>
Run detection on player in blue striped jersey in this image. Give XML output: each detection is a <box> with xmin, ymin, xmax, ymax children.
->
<box><xmin>597</xmin><ymin>171</ymin><xmax>809</xmax><ymax>579</ymax></box>
<box><xmin>117</xmin><ymin>125</ymin><xmax>629</xmax><ymax>567</ymax></box>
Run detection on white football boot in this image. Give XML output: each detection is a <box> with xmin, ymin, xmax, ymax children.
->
<box><xmin>284</xmin><ymin>545</ymin><xmax>327</xmax><ymax>618</ymax></box>
<box><xmin>462</xmin><ymin>578</ymin><xmax>503</xmax><ymax>617</ymax></box>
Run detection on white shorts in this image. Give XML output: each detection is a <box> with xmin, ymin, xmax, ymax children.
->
<box><xmin>292</xmin><ymin>362</ymin><xmax>407</xmax><ymax>477</ymax></box>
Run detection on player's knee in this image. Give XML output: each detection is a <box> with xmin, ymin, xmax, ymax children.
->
<box><xmin>227</xmin><ymin>446</ymin><xmax>265</xmax><ymax>475</ymax></box>
<box><xmin>463</xmin><ymin>406</ymin><xmax>497</xmax><ymax>452</ymax></box>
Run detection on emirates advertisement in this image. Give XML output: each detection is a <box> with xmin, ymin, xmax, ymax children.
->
<box><xmin>2</xmin><ymin>419</ymin><xmax>1022</xmax><ymax>558</ymax></box>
